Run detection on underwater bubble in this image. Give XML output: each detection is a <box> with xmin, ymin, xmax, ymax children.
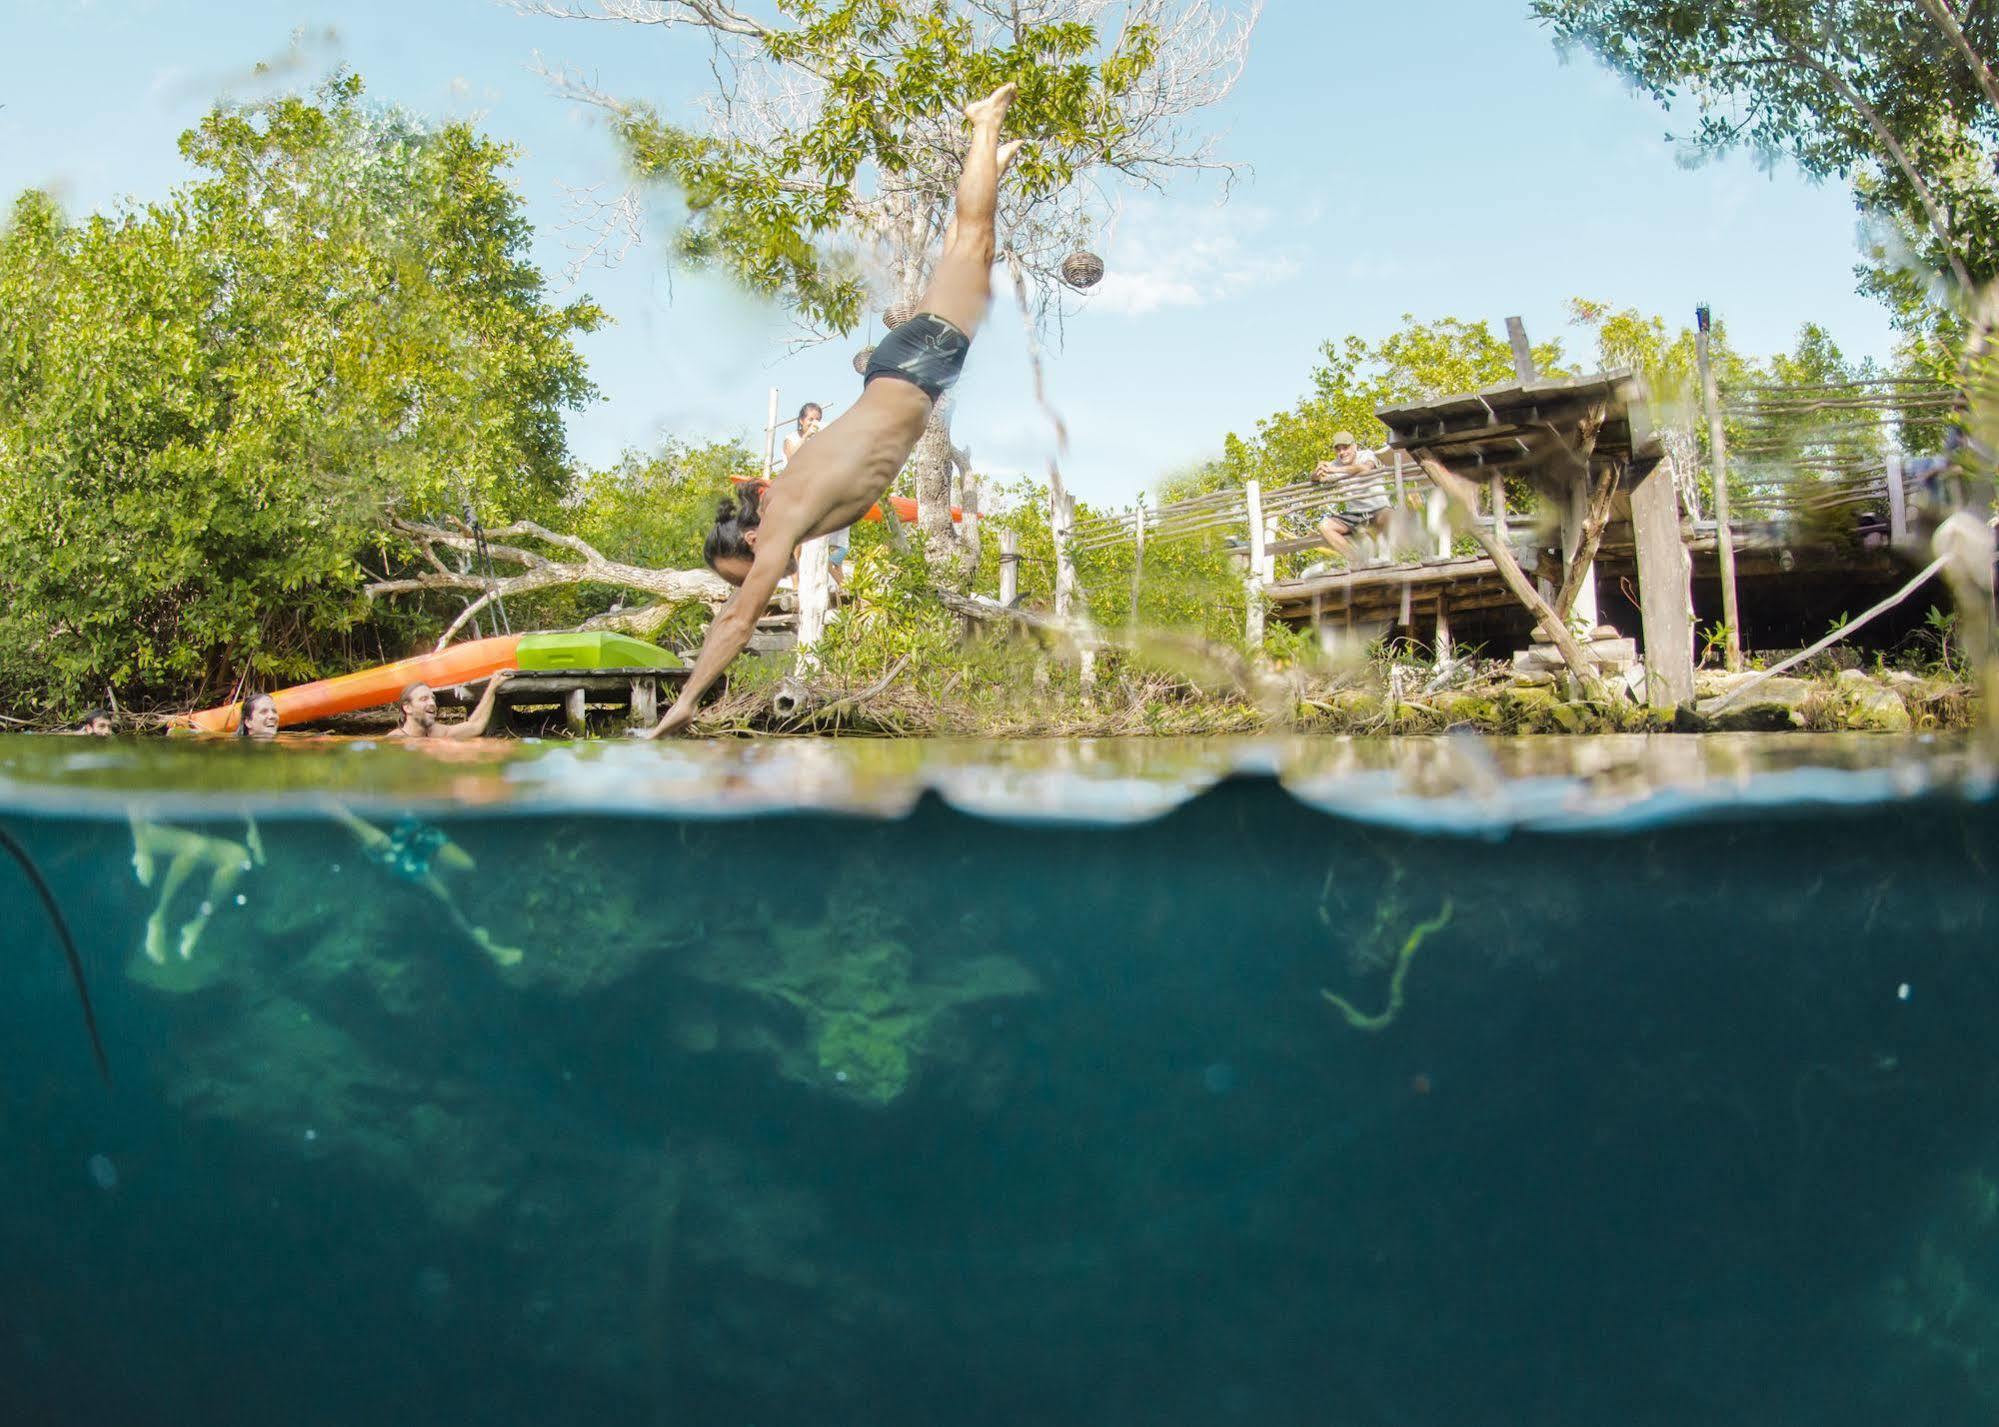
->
<box><xmin>86</xmin><ymin>1154</ymin><xmax>117</xmax><ymax>1190</ymax></box>
<box><xmin>303</xmin><ymin>1128</ymin><xmax>318</xmax><ymax>1142</ymax></box>
<box><xmin>198</xmin><ymin>900</ymin><xmax>213</xmax><ymax>917</ymax></box>
<box><xmin>240</xmin><ymin>860</ymin><xmax>252</xmax><ymax>872</ymax></box>
<box><xmin>331</xmin><ymin>863</ymin><xmax>342</xmax><ymax>873</ymax></box>
<box><xmin>1202</xmin><ymin>1062</ymin><xmax>1236</xmax><ymax>1094</ymax></box>
<box><xmin>233</xmin><ymin>893</ymin><xmax>246</xmax><ymax>906</ymax></box>
<box><xmin>834</xmin><ymin>1071</ymin><xmax>849</xmax><ymax>1083</ymax></box>
<box><xmin>1898</xmin><ymin>983</ymin><xmax>1913</xmax><ymax>1001</ymax></box>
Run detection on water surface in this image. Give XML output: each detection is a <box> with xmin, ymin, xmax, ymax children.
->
<box><xmin>2</xmin><ymin>733</ymin><xmax>1994</xmax><ymax>1424</ymax></box>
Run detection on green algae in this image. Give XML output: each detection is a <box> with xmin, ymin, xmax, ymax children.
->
<box><xmin>686</xmin><ymin>913</ymin><xmax>1039</xmax><ymax>1106</ymax></box>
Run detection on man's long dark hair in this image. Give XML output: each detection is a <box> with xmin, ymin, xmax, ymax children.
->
<box><xmin>704</xmin><ymin>483</ymin><xmax>765</xmax><ymax>570</ymax></box>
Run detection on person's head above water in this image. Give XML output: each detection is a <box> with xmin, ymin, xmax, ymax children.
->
<box><xmin>237</xmin><ymin>692</ymin><xmax>279</xmax><ymax>741</ymax></box>
<box><xmin>76</xmin><ymin>709</ymin><xmax>114</xmax><ymax>737</ymax></box>
<box><xmin>399</xmin><ymin>682</ymin><xmax>439</xmax><ymax>732</ymax></box>
<box><xmin>705</xmin><ymin>483</ymin><xmax>797</xmax><ymax>587</ymax></box>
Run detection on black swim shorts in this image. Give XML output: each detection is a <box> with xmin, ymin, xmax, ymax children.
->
<box><xmin>864</xmin><ymin>312</ymin><xmax>971</xmax><ymax>401</ymax></box>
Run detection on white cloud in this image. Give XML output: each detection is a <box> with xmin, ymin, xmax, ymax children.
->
<box><xmin>1085</xmin><ymin>202</ymin><xmax>1300</xmax><ymax>317</ymax></box>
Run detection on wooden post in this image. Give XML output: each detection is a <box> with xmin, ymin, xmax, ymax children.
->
<box><xmin>1506</xmin><ymin>316</ymin><xmax>1536</xmax><ymax>382</ymax></box>
<box><xmin>998</xmin><ymin>528</ymin><xmax>1019</xmax><ymax>608</ymax></box>
<box><xmin>1490</xmin><ymin>473</ymin><xmax>1508</xmax><ymax>543</ymax></box>
<box><xmin>1244</xmin><ymin>479</ymin><xmax>1268</xmax><ymax>646</ymax></box>
<box><xmin>629</xmin><ymin>676</ymin><xmax>658</xmax><ymax>727</ymax></box>
<box><xmin>1629</xmin><ymin>466</ymin><xmax>1696</xmax><ymax>709</ymax></box>
<box><xmin>1561</xmin><ymin>474</ymin><xmax>1601</xmax><ymax>629</ymax></box>
<box><xmin>1886</xmin><ymin>446</ymin><xmax>1908</xmax><ymax>543</ymax></box>
<box><xmin>796</xmin><ymin>534</ymin><xmax>831</xmax><ymax>669</ymax></box>
<box><xmin>1131</xmin><ymin>504</ymin><xmax>1146</xmax><ymax>623</ymax></box>
<box><xmin>1051</xmin><ymin>489</ymin><xmax>1077</xmax><ymax>621</ymax></box>
<box><xmin>564</xmin><ymin>686</ymin><xmax>588</xmax><ymax>736</ymax></box>
<box><xmin>1434</xmin><ymin>596</ymin><xmax>1453</xmax><ymax>663</ymax></box>
<box><xmin>1415</xmin><ymin>450</ymin><xmax>1602</xmax><ymax>690</ymax></box>
<box><xmin>762</xmin><ymin>387</ymin><xmax>780</xmax><ymax>480</ymax></box>
<box><xmin>1696</xmin><ymin>306</ymin><xmax>1743</xmax><ymax>670</ymax></box>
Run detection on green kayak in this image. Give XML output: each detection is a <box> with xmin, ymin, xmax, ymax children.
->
<box><xmin>514</xmin><ymin>631</ymin><xmax>683</xmax><ymax>671</ymax></box>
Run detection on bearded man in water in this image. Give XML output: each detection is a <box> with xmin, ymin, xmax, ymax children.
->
<box><xmin>641</xmin><ymin>82</ymin><xmax>1023</xmax><ymax>739</ymax></box>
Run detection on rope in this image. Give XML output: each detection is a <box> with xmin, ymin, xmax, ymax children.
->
<box><xmin>0</xmin><ymin>825</ymin><xmax>108</xmax><ymax>1084</ymax></box>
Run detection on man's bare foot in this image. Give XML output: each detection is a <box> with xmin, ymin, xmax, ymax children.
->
<box><xmin>997</xmin><ymin>138</ymin><xmax>1026</xmax><ymax>174</ymax></box>
<box><xmin>964</xmin><ymin>81</ymin><xmax>1016</xmax><ymax>130</ymax></box>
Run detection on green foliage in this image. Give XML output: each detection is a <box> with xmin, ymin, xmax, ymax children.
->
<box><xmin>0</xmin><ymin>75</ymin><xmax>602</xmax><ymax>715</ymax></box>
<box><xmin>602</xmin><ymin>1</ymin><xmax>1192</xmax><ymax>332</ymax></box>
<box><xmin>818</xmin><ymin>539</ymin><xmax>963</xmax><ymax>675</ymax></box>
<box><xmin>1165</xmin><ymin>313</ymin><xmax>1570</xmax><ymax>500</ymax></box>
<box><xmin>1534</xmin><ymin>1</ymin><xmax>1995</xmax><ymax>346</ymax></box>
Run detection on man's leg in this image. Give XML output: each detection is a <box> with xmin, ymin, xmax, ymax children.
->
<box><xmin>913</xmin><ymin>83</ymin><xmax>1022</xmax><ymax>339</ymax></box>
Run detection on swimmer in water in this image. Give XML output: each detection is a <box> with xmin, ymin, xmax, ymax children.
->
<box><xmin>389</xmin><ymin>671</ymin><xmax>515</xmax><ymax>741</ymax></box>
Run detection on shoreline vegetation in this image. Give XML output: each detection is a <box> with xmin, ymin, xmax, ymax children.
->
<box><xmin>4</xmin><ymin>37</ymin><xmax>1995</xmax><ymax>737</ymax></box>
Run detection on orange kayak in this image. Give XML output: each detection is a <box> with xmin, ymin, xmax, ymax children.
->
<box><xmin>186</xmin><ymin>634</ymin><xmax>523</xmax><ymax>733</ymax></box>
<box><xmin>871</xmin><ymin>494</ymin><xmax>963</xmax><ymax>524</ymax></box>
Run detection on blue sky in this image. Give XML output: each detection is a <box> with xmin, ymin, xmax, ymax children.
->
<box><xmin>2</xmin><ymin>0</ymin><xmax>1899</xmax><ymax>506</ymax></box>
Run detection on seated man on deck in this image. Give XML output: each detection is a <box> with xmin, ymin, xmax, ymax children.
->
<box><xmin>1312</xmin><ymin>432</ymin><xmax>1391</xmax><ymax>559</ymax></box>
<box><xmin>390</xmin><ymin>671</ymin><xmax>516</xmax><ymax>741</ymax></box>
<box><xmin>640</xmin><ymin>83</ymin><xmax>1024</xmax><ymax>739</ymax></box>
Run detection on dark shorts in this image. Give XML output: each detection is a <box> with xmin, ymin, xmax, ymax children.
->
<box><xmin>864</xmin><ymin>312</ymin><xmax>971</xmax><ymax>401</ymax></box>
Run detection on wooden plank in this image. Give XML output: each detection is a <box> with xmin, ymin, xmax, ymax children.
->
<box><xmin>1131</xmin><ymin>506</ymin><xmax>1146</xmax><ymax>621</ymax></box>
<box><xmin>998</xmin><ymin>528</ymin><xmax>1019</xmax><ymax>608</ymax></box>
<box><xmin>1629</xmin><ymin>465</ymin><xmax>1695</xmax><ymax>709</ymax></box>
<box><xmin>1051</xmin><ymin>490</ymin><xmax>1076</xmax><ymax>621</ymax></box>
<box><xmin>1245</xmin><ymin>479</ymin><xmax>1268</xmax><ymax>645</ymax></box>
<box><xmin>493</xmin><ymin>669</ymin><xmax>691</xmax><ymax>699</ymax></box>
<box><xmin>763</xmin><ymin>386</ymin><xmax>780</xmax><ymax>480</ymax></box>
<box><xmin>796</xmin><ymin>533</ymin><xmax>831</xmax><ymax>667</ymax></box>
<box><xmin>629</xmin><ymin>676</ymin><xmax>657</xmax><ymax>726</ymax></box>
<box><xmin>1695</xmin><ymin>307</ymin><xmax>1743</xmax><ymax>670</ymax></box>
<box><xmin>1506</xmin><ymin>316</ymin><xmax>1536</xmax><ymax>382</ymax></box>
<box><xmin>1886</xmin><ymin>448</ymin><xmax>1908</xmax><ymax>543</ymax></box>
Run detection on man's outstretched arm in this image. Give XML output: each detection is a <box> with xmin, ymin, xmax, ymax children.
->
<box><xmin>641</xmin><ymin>546</ymin><xmax>792</xmax><ymax>739</ymax></box>
<box><xmin>443</xmin><ymin>670</ymin><xmax>514</xmax><ymax>741</ymax></box>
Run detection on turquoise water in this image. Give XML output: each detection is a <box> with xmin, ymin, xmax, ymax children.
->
<box><xmin>2</xmin><ymin>733</ymin><xmax>1996</xmax><ymax>1424</ymax></box>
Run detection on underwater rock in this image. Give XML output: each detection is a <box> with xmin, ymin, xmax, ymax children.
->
<box><xmin>682</xmin><ymin>916</ymin><xmax>1039</xmax><ymax>1106</ymax></box>
<box><xmin>1876</xmin><ymin>1171</ymin><xmax>1999</xmax><ymax>1401</ymax></box>
<box><xmin>164</xmin><ymin>992</ymin><xmax>519</xmax><ymax>1230</ymax></box>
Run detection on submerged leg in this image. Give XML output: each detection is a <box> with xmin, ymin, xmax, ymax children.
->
<box><xmin>145</xmin><ymin>850</ymin><xmax>203</xmax><ymax>965</ymax></box>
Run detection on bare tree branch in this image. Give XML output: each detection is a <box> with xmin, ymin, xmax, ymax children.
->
<box><xmin>371</xmin><ymin>517</ymin><xmax>734</xmax><ymax>646</ymax></box>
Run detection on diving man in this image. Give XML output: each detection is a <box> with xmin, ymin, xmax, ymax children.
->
<box><xmin>641</xmin><ymin>83</ymin><xmax>1023</xmax><ymax>738</ymax></box>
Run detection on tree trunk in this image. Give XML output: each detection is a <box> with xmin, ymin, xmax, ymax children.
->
<box><xmin>912</xmin><ymin>395</ymin><xmax>972</xmax><ymax>574</ymax></box>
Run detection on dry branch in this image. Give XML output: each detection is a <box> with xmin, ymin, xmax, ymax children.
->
<box><xmin>368</xmin><ymin>516</ymin><xmax>733</xmax><ymax>649</ymax></box>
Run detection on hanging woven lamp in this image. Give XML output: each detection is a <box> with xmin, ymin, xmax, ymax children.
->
<box><xmin>882</xmin><ymin>302</ymin><xmax>915</xmax><ymax>330</ymax></box>
<box><xmin>853</xmin><ymin>346</ymin><xmax>875</xmax><ymax>374</ymax></box>
<box><xmin>1060</xmin><ymin>249</ymin><xmax>1105</xmax><ymax>290</ymax></box>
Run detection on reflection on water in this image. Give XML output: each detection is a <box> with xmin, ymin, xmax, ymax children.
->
<box><xmin>1</xmin><ymin>734</ymin><xmax>1994</xmax><ymax>1424</ymax></box>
